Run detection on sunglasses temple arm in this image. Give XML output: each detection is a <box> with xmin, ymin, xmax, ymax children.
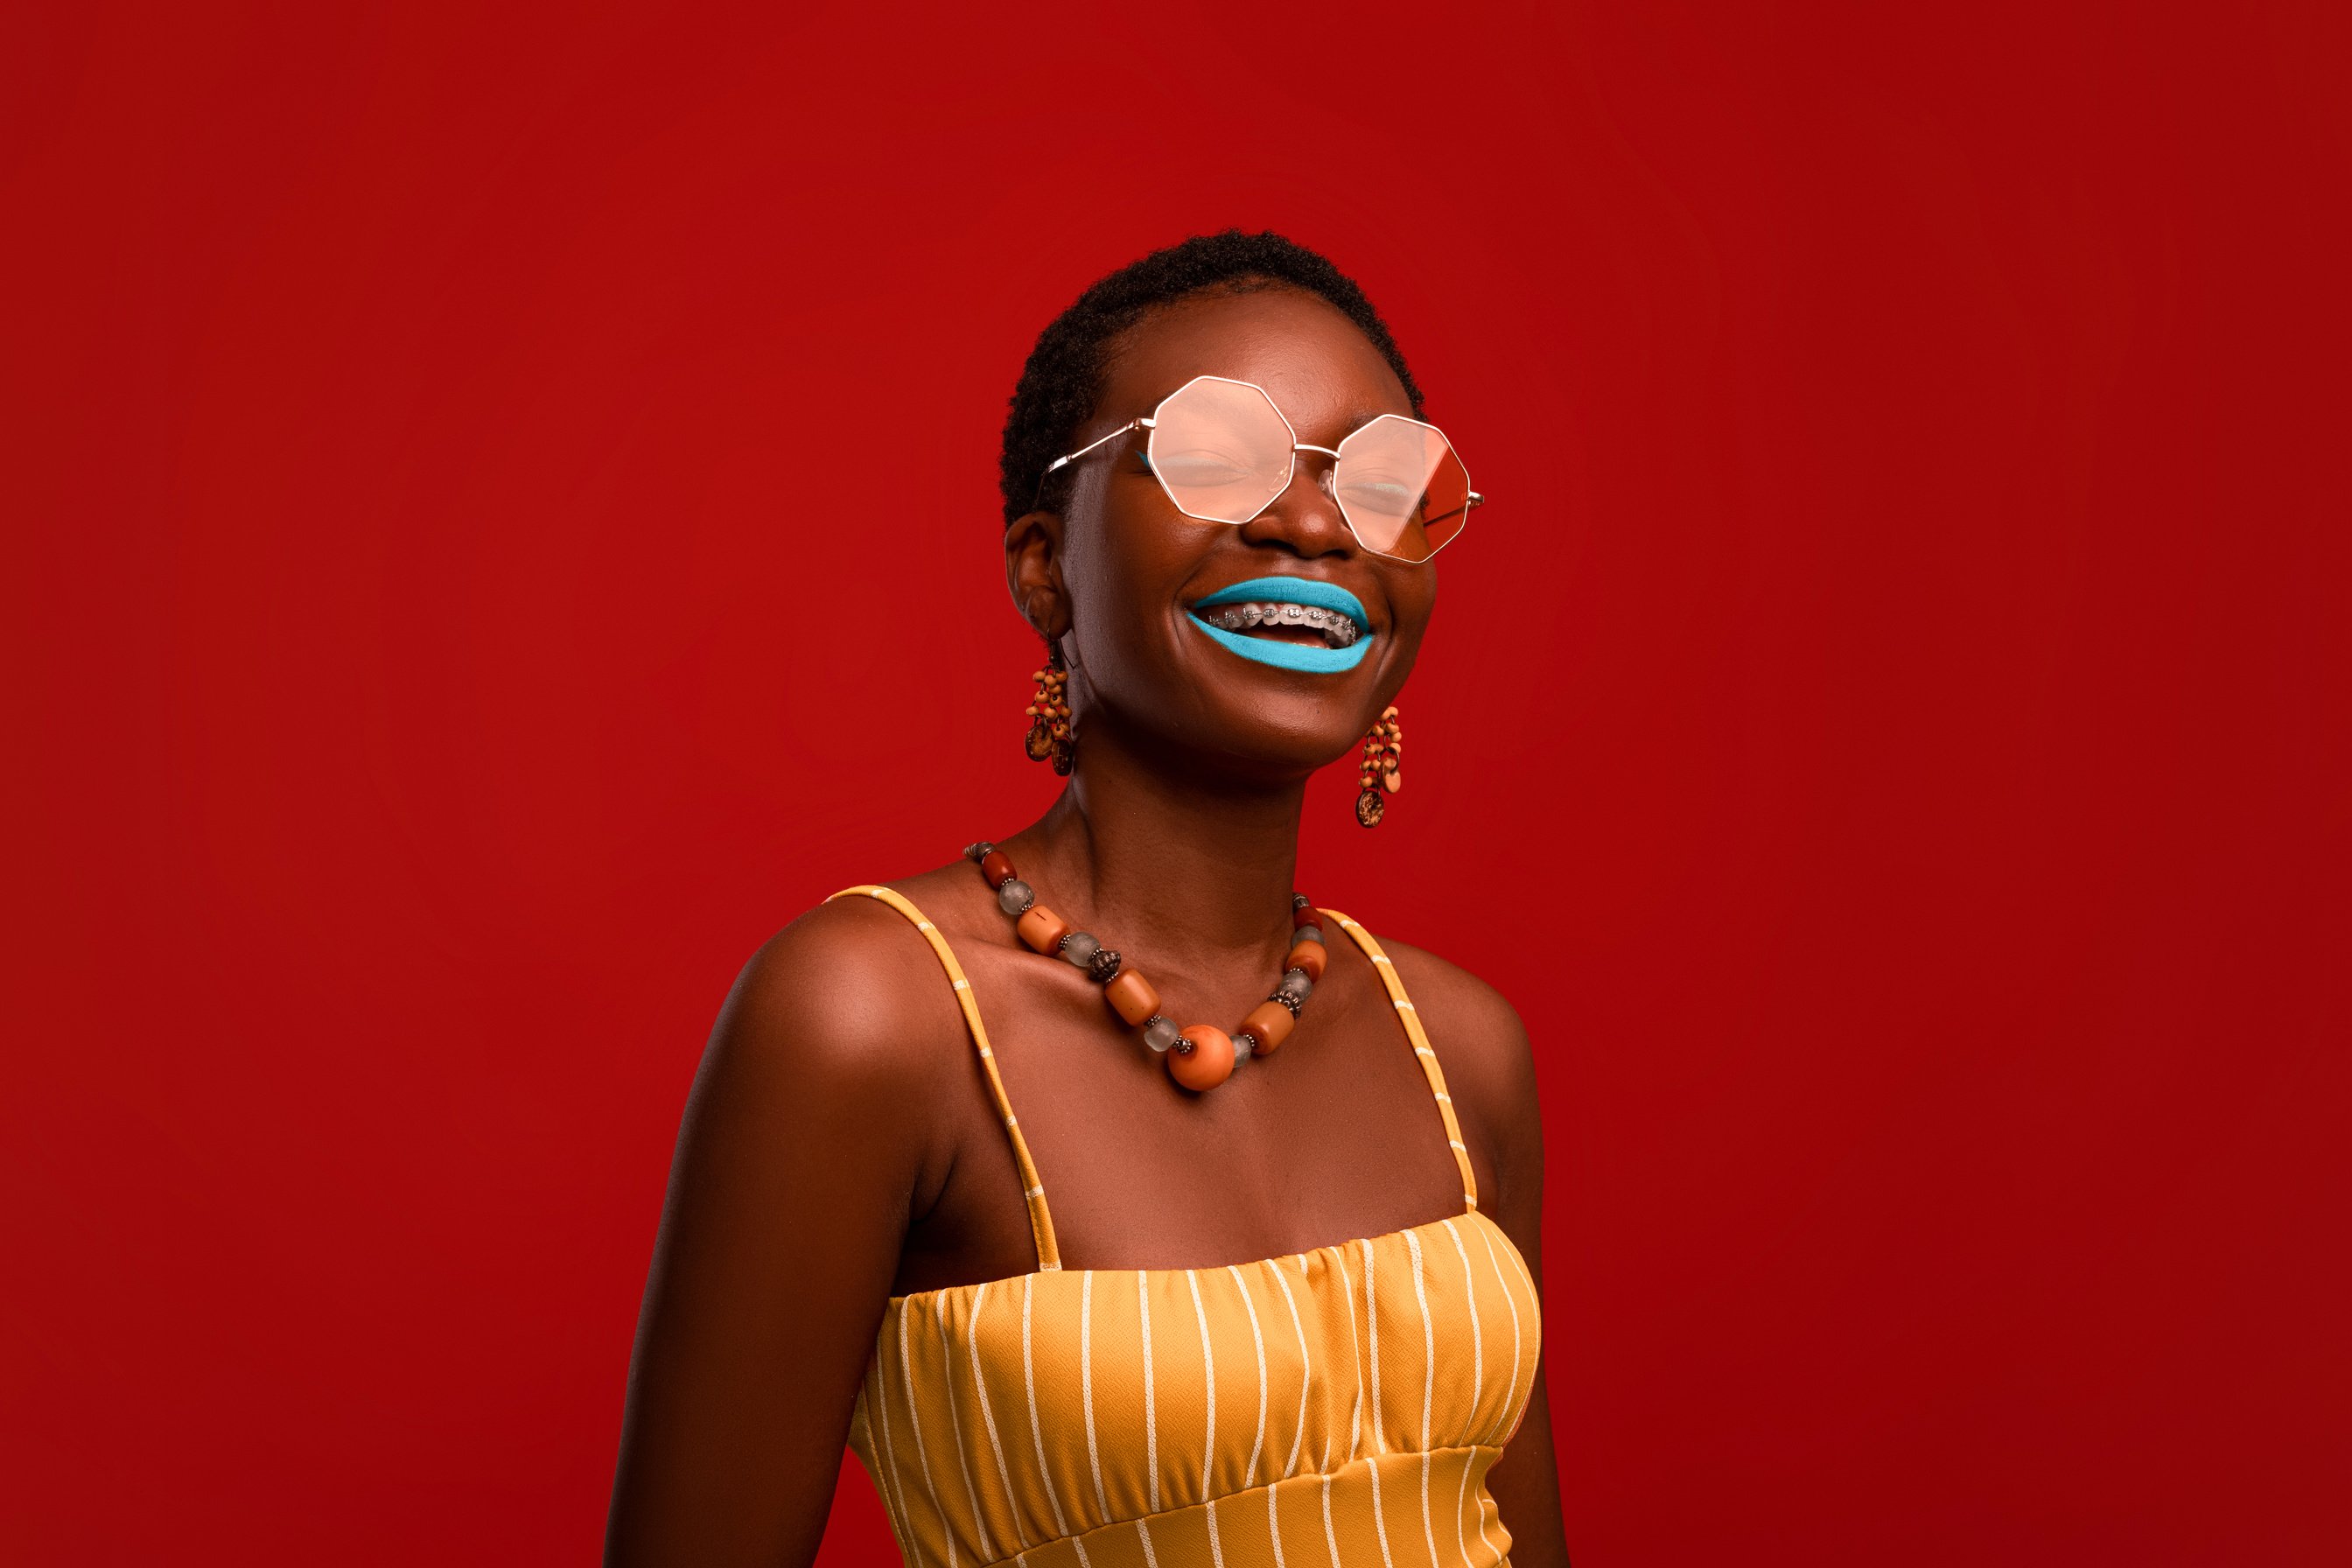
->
<box><xmin>1041</xmin><ymin>418</ymin><xmax>1146</xmax><ymax>477</ymax></box>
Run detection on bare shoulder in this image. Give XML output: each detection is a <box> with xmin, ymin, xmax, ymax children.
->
<box><xmin>1370</xmin><ymin>934</ymin><xmax>1532</xmax><ymax>1087</ymax></box>
<box><xmin>704</xmin><ymin>888</ymin><xmax>970</xmax><ymax>1105</ymax></box>
<box><xmin>1363</xmin><ymin>930</ymin><xmax>1544</xmax><ymax>1204</ymax></box>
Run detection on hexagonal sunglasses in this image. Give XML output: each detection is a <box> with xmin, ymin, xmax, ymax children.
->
<box><xmin>1040</xmin><ymin>374</ymin><xmax>1480</xmax><ymax>563</ymax></box>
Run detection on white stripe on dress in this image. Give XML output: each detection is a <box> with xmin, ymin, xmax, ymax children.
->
<box><xmin>1439</xmin><ymin>1221</ymin><xmax>1484</xmax><ymax>1432</ymax></box>
<box><xmin>1475</xmin><ymin>1224</ymin><xmax>1523</xmax><ymax>1448</ymax></box>
<box><xmin>1266</xmin><ymin>1261</ymin><xmax>1312</xmax><ymax>1480</ymax></box>
<box><xmin>1360</xmin><ymin>1239</ymin><xmax>1397</xmax><ymax>1568</ymax></box>
<box><xmin>937</xmin><ymin>1310</ymin><xmax>996</xmax><ymax>1562</ymax></box>
<box><xmin>1186</xmin><ymin>1270</ymin><xmax>1217</xmax><ymax>1494</ymax></box>
<box><xmin>1494</xmin><ymin>1231</ymin><xmax>1543</xmax><ymax>1441</ymax></box>
<box><xmin>1186</xmin><ymin>1270</ymin><xmax>1225</xmax><ymax>1568</ymax></box>
<box><xmin>1361</xmin><ymin>1239</ymin><xmax>1383</xmax><ymax>1451</ymax></box>
<box><xmin>966</xmin><ymin>1284</ymin><xmax>1032</xmax><ymax>1552</ymax></box>
<box><xmin>1423</xmin><ymin>1452</ymin><xmax>1438</xmax><ymax>1568</ymax></box>
<box><xmin>1367</xmin><ymin>1452</ymin><xmax>1399</xmax><ymax>1568</ymax></box>
<box><xmin>1404</xmin><ymin>1230</ymin><xmax>1434</xmax><ymax>1448</ymax></box>
<box><xmin>1474</xmin><ymin>1480</ymin><xmax>1503</xmax><ymax>1564</ymax></box>
<box><xmin>1139</xmin><ymin>1272</ymin><xmax>1159</xmax><ymax>1512</ymax></box>
<box><xmin>1223</xmin><ymin>1264</ymin><xmax>1270</xmax><ymax>1489</ymax></box>
<box><xmin>1404</xmin><ymin>1229</ymin><xmax>1439</xmax><ymax>1568</ymax></box>
<box><xmin>1020</xmin><ymin>1277</ymin><xmax>1071</xmax><ymax>1538</ymax></box>
<box><xmin>867</xmin><ymin>1362</ymin><xmax>917</xmax><ymax>1566</ymax></box>
<box><xmin>1454</xmin><ymin>1448</ymin><xmax>1477</xmax><ymax>1567</ymax></box>
<box><xmin>1330</xmin><ymin>1247</ymin><xmax>1363</xmax><ymax>1465</ymax></box>
<box><xmin>899</xmin><ymin>1301</ymin><xmax>956</xmax><ymax>1568</ymax></box>
<box><xmin>1081</xmin><ymin>1271</ymin><xmax>1110</xmax><ymax>1520</ymax></box>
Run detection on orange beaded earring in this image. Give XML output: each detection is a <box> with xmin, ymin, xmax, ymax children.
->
<box><xmin>1023</xmin><ymin>643</ymin><xmax>1075</xmax><ymax>775</ymax></box>
<box><xmin>1355</xmin><ymin>704</ymin><xmax>1402</xmax><ymax>827</ymax></box>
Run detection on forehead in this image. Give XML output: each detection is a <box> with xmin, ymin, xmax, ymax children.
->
<box><xmin>1099</xmin><ymin>286</ymin><xmax>1413</xmax><ymax>441</ymax></box>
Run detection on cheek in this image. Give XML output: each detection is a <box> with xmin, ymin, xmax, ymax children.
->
<box><xmin>1382</xmin><ymin>568</ymin><xmax>1438</xmax><ymax>648</ymax></box>
<box><xmin>1060</xmin><ymin>505</ymin><xmax>1183</xmax><ymax>684</ymax></box>
<box><xmin>1064</xmin><ymin>494</ymin><xmax>1207</xmax><ymax>647</ymax></box>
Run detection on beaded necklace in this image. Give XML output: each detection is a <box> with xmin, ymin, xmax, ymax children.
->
<box><xmin>963</xmin><ymin>841</ymin><xmax>1326</xmax><ymax>1092</ymax></box>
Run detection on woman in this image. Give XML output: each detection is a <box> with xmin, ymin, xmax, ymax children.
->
<box><xmin>607</xmin><ymin>231</ymin><xmax>1569</xmax><ymax>1566</ymax></box>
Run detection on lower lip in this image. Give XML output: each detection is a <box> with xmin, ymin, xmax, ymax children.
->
<box><xmin>1183</xmin><ymin>609</ymin><xmax>1372</xmax><ymax>673</ymax></box>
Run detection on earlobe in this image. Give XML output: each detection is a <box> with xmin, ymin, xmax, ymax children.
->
<box><xmin>1004</xmin><ymin>508</ymin><xmax>1071</xmax><ymax>641</ymax></box>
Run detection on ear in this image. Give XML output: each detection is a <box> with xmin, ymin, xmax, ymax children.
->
<box><xmin>1004</xmin><ymin>508</ymin><xmax>1070</xmax><ymax>643</ymax></box>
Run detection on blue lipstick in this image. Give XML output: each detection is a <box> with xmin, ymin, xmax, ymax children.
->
<box><xmin>1185</xmin><ymin>576</ymin><xmax>1373</xmax><ymax>674</ymax></box>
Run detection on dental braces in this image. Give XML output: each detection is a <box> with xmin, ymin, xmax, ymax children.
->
<box><xmin>1203</xmin><ymin>601</ymin><xmax>1362</xmax><ymax>648</ymax></box>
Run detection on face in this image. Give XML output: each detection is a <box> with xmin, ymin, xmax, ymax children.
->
<box><xmin>1014</xmin><ymin>287</ymin><xmax>1440</xmax><ymax>780</ymax></box>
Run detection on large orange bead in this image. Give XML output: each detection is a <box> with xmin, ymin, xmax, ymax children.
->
<box><xmin>1241</xmin><ymin>999</ymin><xmax>1295</xmax><ymax>1055</ymax></box>
<box><xmin>979</xmin><ymin>850</ymin><xmax>1016</xmax><ymax>888</ymax></box>
<box><xmin>1169</xmin><ymin>1025</ymin><xmax>1236</xmax><ymax>1091</ymax></box>
<box><xmin>1016</xmin><ymin>905</ymin><xmax>1071</xmax><ymax>955</ymax></box>
<box><xmin>1102</xmin><ymin>970</ymin><xmax>1161</xmax><ymax>1026</ymax></box>
<box><xmin>1285</xmin><ymin>939</ymin><xmax>1327</xmax><ymax>982</ymax></box>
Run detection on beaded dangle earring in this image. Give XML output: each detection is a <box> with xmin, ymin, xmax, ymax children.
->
<box><xmin>1355</xmin><ymin>704</ymin><xmax>1403</xmax><ymax>827</ymax></box>
<box><xmin>1023</xmin><ymin>642</ymin><xmax>1075</xmax><ymax>776</ymax></box>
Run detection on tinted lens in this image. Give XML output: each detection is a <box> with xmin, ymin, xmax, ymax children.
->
<box><xmin>1147</xmin><ymin>377</ymin><xmax>1295</xmax><ymax>524</ymax></box>
<box><xmin>1334</xmin><ymin>415</ymin><xmax>1472</xmax><ymax>561</ymax></box>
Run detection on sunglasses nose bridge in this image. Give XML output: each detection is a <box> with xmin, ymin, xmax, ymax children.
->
<box><xmin>1238</xmin><ymin>445</ymin><xmax>1355</xmax><ymax>557</ymax></box>
<box><xmin>1287</xmin><ymin>443</ymin><xmax>1355</xmax><ymax>528</ymax></box>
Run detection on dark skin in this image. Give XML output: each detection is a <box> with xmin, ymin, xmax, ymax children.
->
<box><xmin>606</xmin><ymin>285</ymin><xmax>1569</xmax><ymax>1566</ymax></box>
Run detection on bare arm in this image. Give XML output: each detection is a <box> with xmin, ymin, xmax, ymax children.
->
<box><xmin>1484</xmin><ymin>1130</ymin><xmax>1570</xmax><ymax>1568</ymax></box>
<box><xmin>606</xmin><ymin>903</ymin><xmax>948</xmax><ymax>1566</ymax></box>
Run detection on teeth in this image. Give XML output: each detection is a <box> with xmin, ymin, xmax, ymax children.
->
<box><xmin>1204</xmin><ymin>600</ymin><xmax>1361</xmax><ymax>648</ymax></box>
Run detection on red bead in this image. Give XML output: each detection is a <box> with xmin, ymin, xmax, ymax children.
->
<box><xmin>1292</xmin><ymin>902</ymin><xmax>1321</xmax><ymax>929</ymax></box>
<box><xmin>979</xmin><ymin>850</ymin><xmax>1016</xmax><ymax>889</ymax></box>
<box><xmin>1169</xmin><ymin>1026</ymin><xmax>1235</xmax><ymax>1090</ymax></box>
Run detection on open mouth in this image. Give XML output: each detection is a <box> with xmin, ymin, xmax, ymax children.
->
<box><xmin>1196</xmin><ymin>600</ymin><xmax>1362</xmax><ymax>648</ymax></box>
<box><xmin>1184</xmin><ymin>576</ymin><xmax>1374</xmax><ymax>675</ymax></box>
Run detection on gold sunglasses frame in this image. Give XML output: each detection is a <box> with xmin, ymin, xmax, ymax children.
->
<box><xmin>1039</xmin><ymin>374</ymin><xmax>1482</xmax><ymax>563</ymax></box>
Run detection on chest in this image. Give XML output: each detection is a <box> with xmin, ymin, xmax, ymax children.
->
<box><xmin>904</xmin><ymin>934</ymin><xmax>1486</xmax><ymax>1287</ymax></box>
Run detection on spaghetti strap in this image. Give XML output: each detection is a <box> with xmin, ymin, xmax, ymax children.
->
<box><xmin>825</xmin><ymin>885</ymin><xmax>1061</xmax><ymax>1271</ymax></box>
<box><xmin>1318</xmin><ymin>909</ymin><xmax>1481</xmax><ymax>1214</ymax></box>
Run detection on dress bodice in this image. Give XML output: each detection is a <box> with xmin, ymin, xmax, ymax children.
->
<box><xmin>829</xmin><ymin>886</ymin><xmax>1542</xmax><ymax>1568</ymax></box>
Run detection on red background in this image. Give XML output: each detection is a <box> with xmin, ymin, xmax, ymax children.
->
<box><xmin>6</xmin><ymin>3</ymin><xmax>2348</xmax><ymax>1563</ymax></box>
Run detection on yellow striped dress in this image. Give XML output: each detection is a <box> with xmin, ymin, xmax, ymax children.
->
<box><xmin>830</xmin><ymin>886</ymin><xmax>1543</xmax><ymax>1568</ymax></box>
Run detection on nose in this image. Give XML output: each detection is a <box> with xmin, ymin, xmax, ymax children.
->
<box><xmin>1236</xmin><ymin>450</ymin><xmax>1355</xmax><ymax>558</ymax></box>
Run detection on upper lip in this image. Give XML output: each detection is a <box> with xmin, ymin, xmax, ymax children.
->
<box><xmin>1188</xmin><ymin>576</ymin><xmax>1371</xmax><ymax>633</ymax></box>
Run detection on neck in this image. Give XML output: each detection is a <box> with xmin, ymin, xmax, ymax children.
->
<box><xmin>1014</xmin><ymin>717</ymin><xmax>1306</xmax><ymax>970</ymax></box>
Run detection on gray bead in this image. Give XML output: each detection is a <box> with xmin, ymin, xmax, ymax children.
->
<box><xmin>1293</xmin><ymin>924</ymin><xmax>1323</xmax><ymax>948</ymax></box>
<box><xmin>1141</xmin><ymin>1016</ymin><xmax>1180</xmax><ymax>1054</ymax></box>
<box><xmin>998</xmin><ymin>878</ymin><xmax>1034</xmax><ymax>916</ymax></box>
<box><xmin>1060</xmin><ymin>931</ymin><xmax>1100</xmax><ymax>969</ymax></box>
<box><xmin>1278</xmin><ymin>968</ymin><xmax>1312</xmax><ymax>1002</ymax></box>
<box><xmin>1232</xmin><ymin>1032</ymin><xmax>1255</xmax><ymax>1063</ymax></box>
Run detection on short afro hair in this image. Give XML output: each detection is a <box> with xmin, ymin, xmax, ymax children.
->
<box><xmin>998</xmin><ymin>229</ymin><xmax>1424</xmax><ymax>528</ymax></box>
